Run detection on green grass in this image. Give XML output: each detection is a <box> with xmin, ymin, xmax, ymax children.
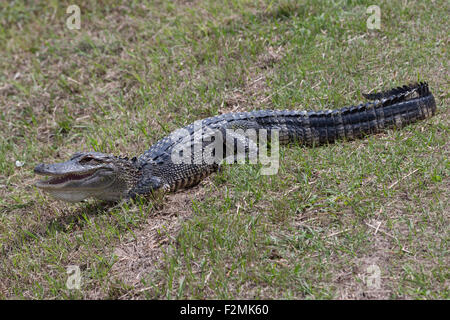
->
<box><xmin>0</xmin><ymin>0</ymin><xmax>448</xmax><ymax>299</ymax></box>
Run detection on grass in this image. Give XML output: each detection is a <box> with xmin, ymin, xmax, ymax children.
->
<box><xmin>0</xmin><ymin>0</ymin><xmax>448</xmax><ymax>299</ymax></box>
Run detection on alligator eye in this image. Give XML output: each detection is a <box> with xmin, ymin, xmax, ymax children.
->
<box><xmin>79</xmin><ymin>156</ymin><xmax>101</xmax><ymax>164</ymax></box>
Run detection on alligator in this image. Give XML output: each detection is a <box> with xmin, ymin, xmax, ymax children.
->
<box><xmin>34</xmin><ymin>82</ymin><xmax>436</xmax><ymax>203</ymax></box>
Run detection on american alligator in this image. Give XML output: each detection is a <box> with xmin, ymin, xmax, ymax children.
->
<box><xmin>34</xmin><ymin>82</ymin><xmax>436</xmax><ymax>202</ymax></box>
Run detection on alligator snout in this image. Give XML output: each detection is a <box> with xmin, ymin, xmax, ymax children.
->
<box><xmin>33</xmin><ymin>162</ymin><xmax>76</xmax><ymax>176</ymax></box>
<box><xmin>34</xmin><ymin>163</ymin><xmax>51</xmax><ymax>175</ymax></box>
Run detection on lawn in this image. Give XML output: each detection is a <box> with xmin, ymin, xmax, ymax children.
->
<box><xmin>0</xmin><ymin>0</ymin><xmax>448</xmax><ymax>299</ymax></box>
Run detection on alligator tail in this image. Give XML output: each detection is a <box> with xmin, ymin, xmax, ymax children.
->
<box><xmin>287</xmin><ymin>82</ymin><xmax>436</xmax><ymax>145</ymax></box>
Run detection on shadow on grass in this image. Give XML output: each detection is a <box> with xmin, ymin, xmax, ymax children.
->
<box><xmin>1</xmin><ymin>193</ymin><xmax>164</xmax><ymax>257</ymax></box>
<box><xmin>0</xmin><ymin>200</ymin><xmax>118</xmax><ymax>256</ymax></box>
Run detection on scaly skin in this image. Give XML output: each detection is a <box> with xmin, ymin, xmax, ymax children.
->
<box><xmin>34</xmin><ymin>82</ymin><xmax>436</xmax><ymax>202</ymax></box>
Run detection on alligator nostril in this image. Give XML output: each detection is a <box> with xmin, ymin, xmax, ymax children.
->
<box><xmin>34</xmin><ymin>163</ymin><xmax>47</xmax><ymax>174</ymax></box>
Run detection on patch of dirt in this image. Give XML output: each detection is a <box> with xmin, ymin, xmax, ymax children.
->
<box><xmin>336</xmin><ymin>217</ymin><xmax>396</xmax><ymax>300</ymax></box>
<box><xmin>106</xmin><ymin>184</ymin><xmax>209</xmax><ymax>297</ymax></box>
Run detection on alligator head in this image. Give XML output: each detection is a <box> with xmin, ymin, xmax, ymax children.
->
<box><xmin>34</xmin><ymin>152</ymin><xmax>139</xmax><ymax>202</ymax></box>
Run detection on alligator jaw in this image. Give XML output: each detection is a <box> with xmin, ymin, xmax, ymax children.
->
<box><xmin>34</xmin><ymin>167</ymin><xmax>100</xmax><ymax>202</ymax></box>
<box><xmin>33</xmin><ymin>160</ymin><xmax>100</xmax><ymax>189</ymax></box>
<box><xmin>34</xmin><ymin>171</ymin><xmax>97</xmax><ymax>190</ymax></box>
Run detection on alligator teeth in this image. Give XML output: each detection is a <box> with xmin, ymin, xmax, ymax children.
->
<box><xmin>46</xmin><ymin>172</ymin><xmax>93</xmax><ymax>185</ymax></box>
